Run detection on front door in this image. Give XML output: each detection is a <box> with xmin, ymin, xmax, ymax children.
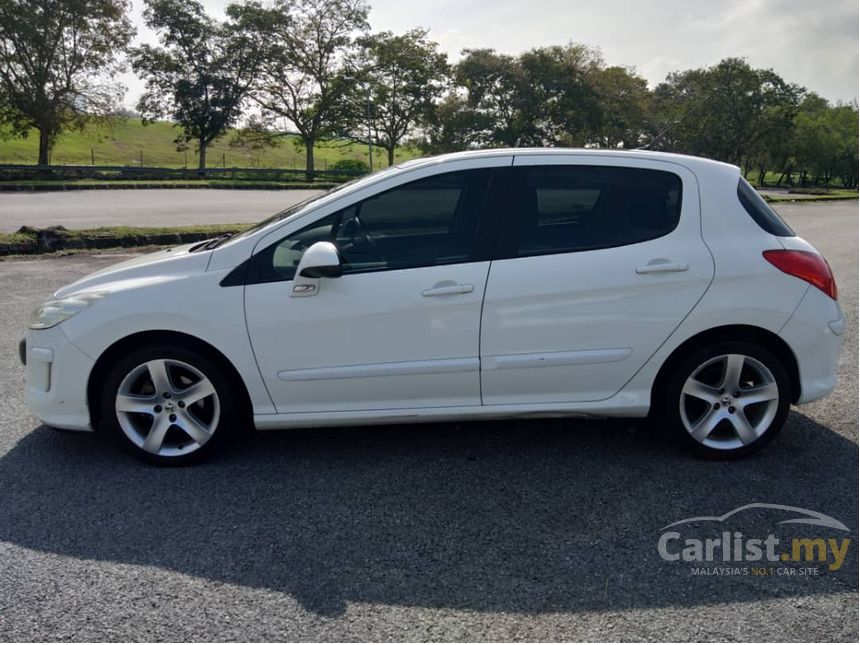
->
<box><xmin>243</xmin><ymin>161</ymin><xmax>509</xmax><ymax>414</ymax></box>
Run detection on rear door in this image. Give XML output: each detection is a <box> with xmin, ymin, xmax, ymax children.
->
<box><xmin>480</xmin><ymin>154</ymin><xmax>714</xmax><ymax>404</ymax></box>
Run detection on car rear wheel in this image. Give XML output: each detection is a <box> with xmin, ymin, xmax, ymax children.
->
<box><xmin>100</xmin><ymin>345</ymin><xmax>241</xmax><ymax>465</ymax></box>
<box><xmin>665</xmin><ymin>341</ymin><xmax>791</xmax><ymax>458</ymax></box>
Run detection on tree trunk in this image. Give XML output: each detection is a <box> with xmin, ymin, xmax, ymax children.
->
<box><xmin>387</xmin><ymin>144</ymin><xmax>395</xmax><ymax>167</ymax></box>
<box><xmin>305</xmin><ymin>140</ymin><xmax>315</xmax><ymax>182</ymax></box>
<box><xmin>37</xmin><ymin>127</ymin><xmax>51</xmax><ymax>166</ymax></box>
<box><xmin>198</xmin><ymin>139</ymin><xmax>207</xmax><ymax>173</ymax></box>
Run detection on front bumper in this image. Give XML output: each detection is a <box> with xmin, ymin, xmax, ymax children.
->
<box><xmin>23</xmin><ymin>325</ymin><xmax>94</xmax><ymax>431</ymax></box>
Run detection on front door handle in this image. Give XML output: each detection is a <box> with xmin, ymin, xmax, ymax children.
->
<box><xmin>636</xmin><ymin>260</ymin><xmax>689</xmax><ymax>274</ymax></box>
<box><xmin>422</xmin><ymin>282</ymin><xmax>474</xmax><ymax>297</ymax></box>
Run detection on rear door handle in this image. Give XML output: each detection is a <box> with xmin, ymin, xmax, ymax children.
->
<box><xmin>636</xmin><ymin>260</ymin><xmax>689</xmax><ymax>274</ymax></box>
<box><xmin>422</xmin><ymin>283</ymin><xmax>474</xmax><ymax>297</ymax></box>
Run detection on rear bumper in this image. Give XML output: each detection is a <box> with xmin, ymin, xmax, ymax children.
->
<box><xmin>23</xmin><ymin>326</ymin><xmax>94</xmax><ymax>431</ymax></box>
<box><xmin>779</xmin><ymin>286</ymin><xmax>844</xmax><ymax>404</ymax></box>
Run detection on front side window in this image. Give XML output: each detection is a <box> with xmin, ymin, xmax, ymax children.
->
<box><xmin>249</xmin><ymin>169</ymin><xmax>492</xmax><ymax>283</ymax></box>
<box><xmin>496</xmin><ymin>165</ymin><xmax>683</xmax><ymax>258</ymax></box>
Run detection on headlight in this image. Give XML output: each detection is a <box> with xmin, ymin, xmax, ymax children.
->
<box><xmin>29</xmin><ymin>292</ymin><xmax>106</xmax><ymax>329</ymax></box>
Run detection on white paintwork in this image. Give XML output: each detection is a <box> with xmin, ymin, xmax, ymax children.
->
<box><xmin>480</xmin><ymin>154</ymin><xmax>714</xmax><ymax>405</ymax></box>
<box><xmin>246</xmin><ymin>262</ymin><xmax>491</xmax><ymax>412</ymax></box>
<box><xmin>21</xmin><ymin>148</ymin><xmax>843</xmax><ymax>442</ymax></box>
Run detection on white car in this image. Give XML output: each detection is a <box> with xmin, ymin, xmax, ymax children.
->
<box><xmin>21</xmin><ymin>149</ymin><xmax>843</xmax><ymax>464</ymax></box>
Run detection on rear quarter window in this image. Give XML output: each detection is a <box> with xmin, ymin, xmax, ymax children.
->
<box><xmin>737</xmin><ymin>178</ymin><xmax>795</xmax><ymax>237</ymax></box>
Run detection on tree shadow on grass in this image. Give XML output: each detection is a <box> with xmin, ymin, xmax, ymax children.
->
<box><xmin>0</xmin><ymin>410</ymin><xmax>855</xmax><ymax>616</ymax></box>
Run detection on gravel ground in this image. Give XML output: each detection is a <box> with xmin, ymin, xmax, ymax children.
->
<box><xmin>0</xmin><ymin>202</ymin><xmax>856</xmax><ymax>641</ymax></box>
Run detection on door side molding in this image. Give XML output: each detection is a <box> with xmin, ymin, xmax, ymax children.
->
<box><xmin>278</xmin><ymin>357</ymin><xmax>479</xmax><ymax>382</ymax></box>
<box><xmin>482</xmin><ymin>348</ymin><xmax>633</xmax><ymax>371</ymax></box>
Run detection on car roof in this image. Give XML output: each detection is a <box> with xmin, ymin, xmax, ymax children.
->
<box><xmin>399</xmin><ymin>147</ymin><xmax>740</xmax><ymax>176</ymax></box>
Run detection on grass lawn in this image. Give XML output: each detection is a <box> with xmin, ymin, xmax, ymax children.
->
<box><xmin>0</xmin><ymin>118</ymin><xmax>421</xmax><ymax>169</ymax></box>
<box><xmin>763</xmin><ymin>189</ymin><xmax>858</xmax><ymax>202</ymax></box>
<box><xmin>0</xmin><ymin>178</ymin><xmax>338</xmax><ymax>190</ymax></box>
<box><xmin>0</xmin><ymin>223</ymin><xmax>248</xmax><ymax>256</ymax></box>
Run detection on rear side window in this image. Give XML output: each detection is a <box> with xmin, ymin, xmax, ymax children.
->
<box><xmin>737</xmin><ymin>178</ymin><xmax>794</xmax><ymax>237</ymax></box>
<box><xmin>495</xmin><ymin>165</ymin><xmax>682</xmax><ymax>258</ymax></box>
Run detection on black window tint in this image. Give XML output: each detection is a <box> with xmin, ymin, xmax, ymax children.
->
<box><xmin>737</xmin><ymin>178</ymin><xmax>794</xmax><ymax>237</ymax></box>
<box><xmin>249</xmin><ymin>169</ymin><xmax>491</xmax><ymax>283</ymax></box>
<box><xmin>496</xmin><ymin>165</ymin><xmax>682</xmax><ymax>258</ymax></box>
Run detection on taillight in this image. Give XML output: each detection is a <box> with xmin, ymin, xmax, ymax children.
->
<box><xmin>763</xmin><ymin>250</ymin><xmax>838</xmax><ymax>300</ymax></box>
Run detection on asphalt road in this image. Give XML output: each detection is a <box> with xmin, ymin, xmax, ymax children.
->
<box><xmin>0</xmin><ymin>189</ymin><xmax>322</xmax><ymax>231</ymax></box>
<box><xmin>0</xmin><ymin>202</ymin><xmax>856</xmax><ymax>641</ymax></box>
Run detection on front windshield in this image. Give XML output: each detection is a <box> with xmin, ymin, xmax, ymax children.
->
<box><xmin>231</xmin><ymin>162</ymin><xmax>420</xmax><ymax>241</ymax></box>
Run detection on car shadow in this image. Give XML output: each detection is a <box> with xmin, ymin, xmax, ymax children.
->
<box><xmin>0</xmin><ymin>410</ymin><xmax>855</xmax><ymax>616</ymax></box>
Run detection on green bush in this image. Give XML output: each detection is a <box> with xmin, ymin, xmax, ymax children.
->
<box><xmin>330</xmin><ymin>158</ymin><xmax>369</xmax><ymax>173</ymax></box>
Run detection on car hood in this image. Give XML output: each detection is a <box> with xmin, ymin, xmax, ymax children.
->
<box><xmin>54</xmin><ymin>243</ymin><xmax>211</xmax><ymax>298</ymax></box>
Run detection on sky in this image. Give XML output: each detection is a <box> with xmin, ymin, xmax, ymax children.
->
<box><xmin>119</xmin><ymin>0</ymin><xmax>859</xmax><ymax>107</ymax></box>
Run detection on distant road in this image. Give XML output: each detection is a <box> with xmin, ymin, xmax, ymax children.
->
<box><xmin>0</xmin><ymin>188</ymin><xmax>324</xmax><ymax>232</ymax></box>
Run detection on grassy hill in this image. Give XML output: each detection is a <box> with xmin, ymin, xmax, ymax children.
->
<box><xmin>0</xmin><ymin>118</ymin><xmax>421</xmax><ymax>169</ymax></box>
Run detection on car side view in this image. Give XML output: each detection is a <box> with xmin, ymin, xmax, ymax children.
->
<box><xmin>21</xmin><ymin>149</ymin><xmax>843</xmax><ymax>464</ymax></box>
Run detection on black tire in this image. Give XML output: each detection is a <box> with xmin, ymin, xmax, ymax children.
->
<box><xmin>663</xmin><ymin>340</ymin><xmax>791</xmax><ymax>459</ymax></box>
<box><xmin>99</xmin><ymin>344</ymin><xmax>243</xmax><ymax>465</ymax></box>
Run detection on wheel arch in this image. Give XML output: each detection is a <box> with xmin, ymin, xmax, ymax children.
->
<box><xmin>87</xmin><ymin>330</ymin><xmax>253</xmax><ymax>431</ymax></box>
<box><xmin>650</xmin><ymin>324</ymin><xmax>801</xmax><ymax>415</ymax></box>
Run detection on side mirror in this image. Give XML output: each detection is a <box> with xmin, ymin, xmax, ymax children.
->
<box><xmin>291</xmin><ymin>241</ymin><xmax>342</xmax><ymax>297</ymax></box>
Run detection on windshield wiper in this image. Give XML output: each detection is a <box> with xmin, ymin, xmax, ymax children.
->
<box><xmin>198</xmin><ymin>232</ymin><xmax>236</xmax><ymax>251</ymax></box>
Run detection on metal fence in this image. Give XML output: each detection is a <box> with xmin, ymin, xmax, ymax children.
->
<box><xmin>0</xmin><ymin>163</ymin><xmax>366</xmax><ymax>183</ymax></box>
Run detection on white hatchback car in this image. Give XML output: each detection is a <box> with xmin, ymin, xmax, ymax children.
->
<box><xmin>21</xmin><ymin>149</ymin><xmax>843</xmax><ymax>464</ymax></box>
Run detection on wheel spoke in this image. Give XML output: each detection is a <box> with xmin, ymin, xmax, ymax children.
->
<box><xmin>142</xmin><ymin>416</ymin><xmax>171</xmax><ymax>454</ymax></box>
<box><xmin>116</xmin><ymin>393</ymin><xmax>157</xmax><ymax>414</ymax></box>
<box><xmin>682</xmin><ymin>379</ymin><xmax>721</xmax><ymax>404</ymax></box>
<box><xmin>690</xmin><ymin>408</ymin><xmax>724</xmax><ymax>442</ymax></box>
<box><xmin>721</xmin><ymin>354</ymin><xmax>745</xmax><ymax>391</ymax></box>
<box><xmin>176</xmin><ymin>410</ymin><xmax>213</xmax><ymax>446</ymax></box>
<box><xmin>146</xmin><ymin>360</ymin><xmax>173</xmax><ymax>395</ymax></box>
<box><xmin>728</xmin><ymin>408</ymin><xmax>759</xmax><ymax>445</ymax></box>
<box><xmin>177</xmin><ymin>379</ymin><xmax>215</xmax><ymax>406</ymax></box>
<box><xmin>738</xmin><ymin>382</ymin><xmax>779</xmax><ymax>407</ymax></box>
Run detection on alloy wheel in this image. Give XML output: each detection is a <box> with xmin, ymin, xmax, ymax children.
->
<box><xmin>115</xmin><ymin>358</ymin><xmax>221</xmax><ymax>458</ymax></box>
<box><xmin>679</xmin><ymin>353</ymin><xmax>780</xmax><ymax>450</ymax></box>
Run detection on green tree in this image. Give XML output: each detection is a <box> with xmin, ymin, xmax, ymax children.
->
<box><xmin>0</xmin><ymin>0</ymin><xmax>134</xmax><ymax>164</ymax></box>
<box><xmin>793</xmin><ymin>97</ymin><xmax>859</xmax><ymax>187</ymax></box>
<box><xmin>346</xmin><ymin>29</ymin><xmax>448</xmax><ymax>166</ymax></box>
<box><xmin>413</xmin><ymin>92</ymin><xmax>488</xmax><ymax>154</ymax></box>
<box><xmin>649</xmin><ymin>58</ymin><xmax>802</xmax><ymax>166</ymax></box>
<box><xmin>518</xmin><ymin>43</ymin><xmax>604</xmax><ymax>146</ymax></box>
<box><xmin>830</xmin><ymin>102</ymin><xmax>859</xmax><ymax>188</ymax></box>
<box><xmin>590</xmin><ymin>66</ymin><xmax>649</xmax><ymax>148</ymax></box>
<box><xmin>248</xmin><ymin>0</ymin><xmax>369</xmax><ymax>181</ymax></box>
<box><xmin>131</xmin><ymin>0</ymin><xmax>266</xmax><ymax>171</ymax></box>
<box><xmin>455</xmin><ymin>48</ymin><xmax>536</xmax><ymax>146</ymax></box>
<box><xmin>454</xmin><ymin>44</ymin><xmax>631</xmax><ymax>148</ymax></box>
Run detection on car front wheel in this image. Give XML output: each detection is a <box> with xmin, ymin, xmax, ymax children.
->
<box><xmin>665</xmin><ymin>341</ymin><xmax>791</xmax><ymax>458</ymax></box>
<box><xmin>100</xmin><ymin>345</ymin><xmax>240</xmax><ymax>465</ymax></box>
